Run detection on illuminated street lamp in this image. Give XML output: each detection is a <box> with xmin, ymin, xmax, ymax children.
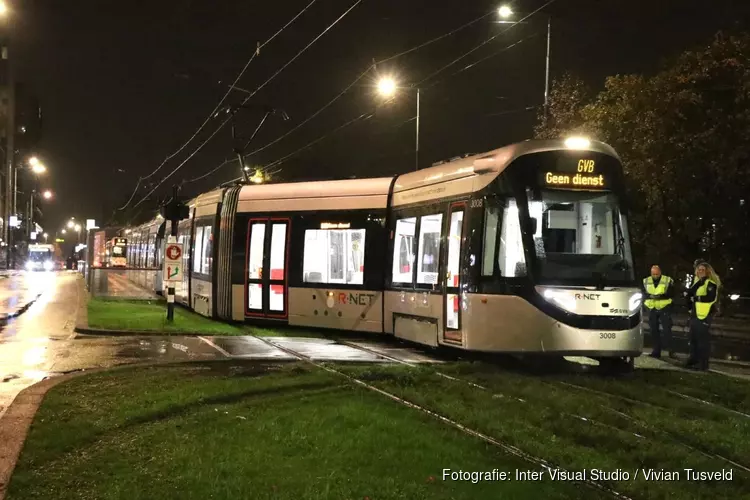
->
<box><xmin>376</xmin><ymin>77</ymin><xmax>397</xmax><ymax>98</ymax></box>
<box><xmin>42</xmin><ymin>189</ymin><xmax>53</xmax><ymax>200</ymax></box>
<box><xmin>43</xmin><ymin>232</ymin><xmax>49</xmax><ymax>242</ymax></box>
<box><xmin>0</xmin><ymin>1</ymin><xmax>8</xmax><ymax>16</ymax></box>
<box><xmin>67</xmin><ymin>220</ymin><xmax>74</xmax><ymax>229</ymax></box>
<box><xmin>497</xmin><ymin>4</ymin><xmax>552</xmax><ymax>116</ymax></box>
<box><xmin>377</xmin><ymin>76</ymin><xmax>420</xmax><ymax>171</ymax></box>
<box><xmin>74</xmin><ymin>223</ymin><xmax>81</xmax><ymax>232</ymax></box>
<box><xmin>498</xmin><ymin>5</ymin><xmax>513</xmax><ymax>18</ymax></box>
<box><xmin>61</xmin><ymin>229</ymin><xmax>67</xmax><ymax>235</ymax></box>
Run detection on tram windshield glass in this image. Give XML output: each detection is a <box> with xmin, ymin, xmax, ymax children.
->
<box><xmin>527</xmin><ymin>189</ymin><xmax>634</xmax><ymax>286</ymax></box>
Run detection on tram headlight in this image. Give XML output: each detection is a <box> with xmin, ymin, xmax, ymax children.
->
<box><xmin>43</xmin><ymin>260</ymin><xmax>54</xmax><ymax>271</ymax></box>
<box><xmin>540</xmin><ymin>288</ymin><xmax>577</xmax><ymax>313</ymax></box>
<box><xmin>25</xmin><ymin>261</ymin><xmax>36</xmax><ymax>271</ymax></box>
<box><xmin>628</xmin><ymin>292</ymin><xmax>643</xmax><ymax>312</ymax></box>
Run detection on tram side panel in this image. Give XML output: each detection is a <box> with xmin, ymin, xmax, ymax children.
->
<box><xmin>287</xmin><ymin>209</ymin><xmax>387</xmax><ymax>333</ymax></box>
<box><xmin>228</xmin><ymin>208</ymin><xmax>388</xmax><ymax>331</ymax></box>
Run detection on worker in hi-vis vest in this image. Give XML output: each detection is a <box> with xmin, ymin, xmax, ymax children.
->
<box><xmin>684</xmin><ymin>261</ymin><xmax>720</xmax><ymax>371</ymax></box>
<box><xmin>642</xmin><ymin>265</ymin><xmax>676</xmax><ymax>359</ymax></box>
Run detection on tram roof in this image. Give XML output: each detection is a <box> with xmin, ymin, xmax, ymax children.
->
<box><xmin>237</xmin><ymin>177</ymin><xmax>394</xmax><ymax>212</ymax></box>
<box><xmin>392</xmin><ymin>138</ymin><xmax>620</xmax><ymax>197</ymax></box>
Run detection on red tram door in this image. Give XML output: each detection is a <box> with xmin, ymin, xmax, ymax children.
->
<box><xmin>443</xmin><ymin>203</ymin><xmax>465</xmax><ymax>343</ymax></box>
<box><xmin>246</xmin><ymin>218</ymin><xmax>290</xmax><ymax>318</ymax></box>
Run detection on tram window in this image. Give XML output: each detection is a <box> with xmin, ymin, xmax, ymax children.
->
<box><xmin>193</xmin><ymin>227</ymin><xmax>203</xmax><ymax>273</ymax></box>
<box><xmin>392</xmin><ymin>217</ymin><xmax>416</xmax><ymax>285</ymax></box>
<box><xmin>192</xmin><ymin>224</ymin><xmax>213</xmax><ymax>275</ymax></box>
<box><xmin>498</xmin><ymin>199</ymin><xmax>527</xmax><ymax>277</ymax></box>
<box><xmin>482</xmin><ymin>205</ymin><xmax>500</xmax><ymax>276</ymax></box>
<box><xmin>417</xmin><ymin>214</ymin><xmax>443</xmax><ymax>285</ymax></box>
<box><xmin>303</xmin><ymin>229</ymin><xmax>366</xmax><ymax>285</ymax></box>
<box><xmin>203</xmin><ymin>226</ymin><xmax>213</xmax><ymax>275</ymax></box>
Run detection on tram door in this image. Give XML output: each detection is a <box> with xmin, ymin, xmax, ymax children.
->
<box><xmin>246</xmin><ymin>218</ymin><xmax>290</xmax><ymax>319</ymax></box>
<box><xmin>443</xmin><ymin>203</ymin><xmax>465</xmax><ymax>343</ymax></box>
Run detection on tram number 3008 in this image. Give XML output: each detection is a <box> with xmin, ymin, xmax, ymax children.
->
<box><xmin>599</xmin><ymin>332</ymin><xmax>617</xmax><ymax>340</ymax></box>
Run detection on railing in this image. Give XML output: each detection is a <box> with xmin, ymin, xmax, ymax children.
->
<box><xmin>86</xmin><ymin>267</ymin><xmax>161</xmax><ymax>299</ymax></box>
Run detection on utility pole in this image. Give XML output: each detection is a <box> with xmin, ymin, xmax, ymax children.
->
<box><xmin>3</xmin><ymin>36</ymin><xmax>14</xmax><ymax>268</ymax></box>
<box><xmin>160</xmin><ymin>185</ymin><xmax>188</xmax><ymax>322</ymax></box>
<box><xmin>543</xmin><ymin>16</ymin><xmax>551</xmax><ymax>123</ymax></box>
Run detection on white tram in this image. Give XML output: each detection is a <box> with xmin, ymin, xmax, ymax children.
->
<box><xmin>123</xmin><ymin>138</ymin><xmax>643</xmax><ymax>366</ymax></box>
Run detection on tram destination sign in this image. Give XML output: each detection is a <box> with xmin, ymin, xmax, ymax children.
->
<box><xmin>541</xmin><ymin>159</ymin><xmax>607</xmax><ymax>190</ymax></box>
<box><xmin>164</xmin><ymin>243</ymin><xmax>184</xmax><ymax>283</ymax></box>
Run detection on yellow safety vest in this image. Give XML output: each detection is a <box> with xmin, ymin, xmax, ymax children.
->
<box><xmin>643</xmin><ymin>275</ymin><xmax>673</xmax><ymax>310</ymax></box>
<box><xmin>694</xmin><ymin>278</ymin><xmax>718</xmax><ymax>320</ymax></box>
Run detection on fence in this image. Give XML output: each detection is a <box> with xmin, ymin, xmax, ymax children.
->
<box><xmin>86</xmin><ymin>267</ymin><xmax>162</xmax><ymax>299</ymax></box>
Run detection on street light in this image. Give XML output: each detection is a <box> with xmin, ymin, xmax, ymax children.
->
<box><xmin>67</xmin><ymin>220</ymin><xmax>74</xmax><ymax>229</ymax></box>
<box><xmin>377</xmin><ymin>77</ymin><xmax>397</xmax><ymax>98</ymax></box>
<box><xmin>497</xmin><ymin>4</ymin><xmax>552</xmax><ymax>115</ymax></box>
<box><xmin>0</xmin><ymin>1</ymin><xmax>8</xmax><ymax>16</ymax></box>
<box><xmin>42</xmin><ymin>190</ymin><xmax>52</xmax><ymax>200</ymax></box>
<box><xmin>74</xmin><ymin>223</ymin><xmax>81</xmax><ymax>232</ymax></box>
<box><xmin>61</xmin><ymin>229</ymin><xmax>67</xmax><ymax>235</ymax></box>
<box><xmin>498</xmin><ymin>5</ymin><xmax>513</xmax><ymax>18</ymax></box>
<box><xmin>377</xmin><ymin>76</ymin><xmax>420</xmax><ymax>171</ymax></box>
<box><xmin>28</xmin><ymin>156</ymin><xmax>46</xmax><ymax>174</ymax></box>
<box><xmin>43</xmin><ymin>232</ymin><xmax>48</xmax><ymax>242</ymax></box>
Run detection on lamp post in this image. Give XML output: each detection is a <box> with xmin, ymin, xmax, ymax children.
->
<box><xmin>377</xmin><ymin>77</ymin><xmax>420</xmax><ymax>171</ymax></box>
<box><xmin>497</xmin><ymin>5</ymin><xmax>552</xmax><ymax>116</ymax></box>
<box><xmin>28</xmin><ymin>189</ymin><xmax>53</xmax><ymax>238</ymax></box>
<box><xmin>1</xmin><ymin>1</ymin><xmax>14</xmax><ymax>268</ymax></box>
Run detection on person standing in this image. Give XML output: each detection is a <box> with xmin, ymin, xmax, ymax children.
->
<box><xmin>642</xmin><ymin>265</ymin><xmax>676</xmax><ymax>358</ymax></box>
<box><xmin>684</xmin><ymin>262</ymin><xmax>721</xmax><ymax>371</ymax></box>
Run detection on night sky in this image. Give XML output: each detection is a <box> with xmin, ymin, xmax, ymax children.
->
<box><xmin>11</xmin><ymin>0</ymin><xmax>750</xmax><ymax>231</ymax></box>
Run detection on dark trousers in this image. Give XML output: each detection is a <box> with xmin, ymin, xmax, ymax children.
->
<box><xmin>688</xmin><ymin>316</ymin><xmax>712</xmax><ymax>369</ymax></box>
<box><xmin>648</xmin><ymin>307</ymin><xmax>673</xmax><ymax>355</ymax></box>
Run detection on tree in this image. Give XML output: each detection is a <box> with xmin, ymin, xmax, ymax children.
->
<box><xmin>533</xmin><ymin>72</ymin><xmax>595</xmax><ymax>139</ymax></box>
<box><xmin>535</xmin><ymin>33</ymin><xmax>750</xmax><ymax>289</ymax></box>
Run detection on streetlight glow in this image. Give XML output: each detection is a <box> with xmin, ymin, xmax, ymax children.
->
<box><xmin>31</xmin><ymin>163</ymin><xmax>46</xmax><ymax>174</ymax></box>
<box><xmin>564</xmin><ymin>136</ymin><xmax>591</xmax><ymax>150</ymax></box>
<box><xmin>42</xmin><ymin>190</ymin><xmax>53</xmax><ymax>200</ymax></box>
<box><xmin>377</xmin><ymin>77</ymin><xmax>397</xmax><ymax>98</ymax></box>
<box><xmin>29</xmin><ymin>156</ymin><xmax>40</xmax><ymax>166</ymax></box>
<box><xmin>74</xmin><ymin>224</ymin><xmax>81</xmax><ymax>232</ymax></box>
<box><xmin>67</xmin><ymin>220</ymin><xmax>74</xmax><ymax>229</ymax></box>
<box><xmin>498</xmin><ymin>5</ymin><xmax>513</xmax><ymax>18</ymax></box>
<box><xmin>61</xmin><ymin>229</ymin><xmax>67</xmax><ymax>234</ymax></box>
<box><xmin>0</xmin><ymin>1</ymin><xmax>8</xmax><ymax>16</ymax></box>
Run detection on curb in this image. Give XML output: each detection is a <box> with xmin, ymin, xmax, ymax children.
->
<box><xmin>0</xmin><ymin>293</ymin><xmax>43</xmax><ymax>325</ymax></box>
<box><xmin>73</xmin><ymin>326</ymin><xmax>210</xmax><ymax>337</ymax></box>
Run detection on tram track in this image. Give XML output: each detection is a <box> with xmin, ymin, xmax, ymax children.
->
<box><xmin>254</xmin><ymin>336</ymin><xmax>632</xmax><ymax>500</ymax></box>
<box><xmin>337</xmin><ymin>340</ymin><xmax>750</xmax><ymax>478</ymax></box>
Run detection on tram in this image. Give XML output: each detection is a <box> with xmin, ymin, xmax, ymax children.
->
<box><xmin>123</xmin><ymin>138</ymin><xmax>642</xmax><ymax>367</ymax></box>
<box><xmin>105</xmin><ymin>237</ymin><xmax>128</xmax><ymax>267</ymax></box>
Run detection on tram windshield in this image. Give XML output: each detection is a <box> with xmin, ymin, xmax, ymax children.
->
<box><xmin>527</xmin><ymin>189</ymin><xmax>635</xmax><ymax>286</ymax></box>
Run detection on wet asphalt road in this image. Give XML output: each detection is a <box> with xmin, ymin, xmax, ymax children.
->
<box><xmin>0</xmin><ymin>272</ymin><xmax>229</xmax><ymax>417</ymax></box>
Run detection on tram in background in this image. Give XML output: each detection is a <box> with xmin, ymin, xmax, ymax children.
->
<box><xmin>121</xmin><ymin>138</ymin><xmax>641</xmax><ymax>369</ymax></box>
<box><xmin>26</xmin><ymin>243</ymin><xmax>55</xmax><ymax>272</ymax></box>
<box><xmin>104</xmin><ymin>237</ymin><xmax>127</xmax><ymax>267</ymax></box>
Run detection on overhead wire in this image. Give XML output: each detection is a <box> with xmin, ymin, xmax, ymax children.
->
<box><xmin>117</xmin><ymin>0</ymin><xmax>319</xmax><ymax>211</ymax></box>
<box><xmin>258</xmin><ymin>34</ymin><xmax>548</xmax><ymax>172</ymax></box>
<box><xmin>415</xmin><ymin>0</ymin><xmax>558</xmax><ymax>87</ymax></box>
<box><xmin>130</xmin><ymin>0</ymin><xmax>364</xmax><ymax>209</ymax></box>
<box><xmin>181</xmin><ymin>7</ymin><xmax>500</xmax><ymax>185</ymax></box>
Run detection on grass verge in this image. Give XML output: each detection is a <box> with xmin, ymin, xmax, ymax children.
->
<box><xmin>8</xmin><ymin>362</ymin><xmax>600</xmax><ymax>500</ymax></box>
<box><xmin>86</xmin><ymin>298</ymin><xmax>328</xmax><ymax>338</ymax></box>
<box><xmin>87</xmin><ymin>297</ymin><xmax>249</xmax><ymax>335</ymax></box>
<box><xmin>334</xmin><ymin>362</ymin><xmax>750</xmax><ymax>500</ymax></box>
